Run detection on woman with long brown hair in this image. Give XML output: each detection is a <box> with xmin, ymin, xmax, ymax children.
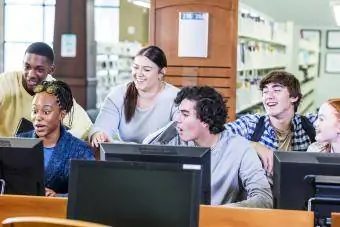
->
<box><xmin>90</xmin><ymin>46</ymin><xmax>179</xmax><ymax>146</ymax></box>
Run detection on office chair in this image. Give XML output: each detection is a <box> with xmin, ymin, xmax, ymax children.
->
<box><xmin>86</xmin><ymin>109</ymin><xmax>99</xmax><ymax>123</ymax></box>
<box><xmin>14</xmin><ymin>118</ymin><xmax>34</xmax><ymax>136</ymax></box>
<box><xmin>2</xmin><ymin>216</ymin><xmax>110</xmax><ymax>227</ymax></box>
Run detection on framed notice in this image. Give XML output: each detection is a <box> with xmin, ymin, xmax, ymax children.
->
<box><xmin>178</xmin><ymin>12</ymin><xmax>209</xmax><ymax>58</ymax></box>
<box><xmin>61</xmin><ymin>34</ymin><xmax>77</xmax><ymax>57</ymax></box>
<box><xmin>326</xmin><ymin>30</ymin><xmax>340</xmax><ymax>49</ymax></box>
<box><xmin>325</xmin><ymin>53</ymin><xmax>340</xmax><ymax>73</ymax></box>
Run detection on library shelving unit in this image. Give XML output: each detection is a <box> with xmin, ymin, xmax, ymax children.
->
<box><xmin>296</xmin><ymin>37</ymin><xmax>319</xmax><ymax>114</ymax></box>
<box><xmin>236</xmin><ymin>3</ymin><xmax>320</xmax><ymax>116</ymax></box>
<box><xmin>285</xmin><ymin>22</ymin><xmax>320</xmax><ymax>115</ymax></box>
<box><xmin>95</xmin><ymin>42</ymin><xmax>142</xmax><ymax>108</ymax></box>
<box><xmin>236</xmin><ymin>3</ymin><xmax>290</xmax><ymax>116</ymax></box>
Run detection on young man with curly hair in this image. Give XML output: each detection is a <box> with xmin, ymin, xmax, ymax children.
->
<box><xmin>144</xmin><ymin>86</ymin><xmax>272</xmax><ymax>208</ymax></box>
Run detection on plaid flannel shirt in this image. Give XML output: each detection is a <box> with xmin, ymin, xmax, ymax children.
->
<box><xmin>226</xmin><ymin>113</ymin><xmax>318</xmax><ymax>151</ymax></box>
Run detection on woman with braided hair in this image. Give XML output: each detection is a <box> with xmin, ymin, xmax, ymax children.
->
<box><xmin>17</xmin><ymin>80</ymin><xmax>94</xmax><ymax>197</ymax></box>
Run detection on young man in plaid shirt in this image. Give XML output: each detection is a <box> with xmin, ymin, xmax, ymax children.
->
<box><xmin>226</xmin><ymin>70</ymin><xmax>317</xmax><ymax>175</ymax></box>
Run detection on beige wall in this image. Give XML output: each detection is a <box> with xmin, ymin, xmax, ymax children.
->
<box><xmin>119</xmin><ymin>0</ymin><xmax>149</xmax><ymax>45</ymax></box>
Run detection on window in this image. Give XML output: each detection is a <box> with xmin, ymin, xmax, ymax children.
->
<box><xmin>1</xmin><ymin>0</ymin><xmax>119</xmax><ymax>72</ymax></box>
<box><xmin>3</xmin><ymin>0</ymin><xmax>55</xmax><ymax>71</ymax></box>
<box><xmin>94</xmin><ymin>0</ymin><xmax>119</xmax><ymax>43</ymax></box>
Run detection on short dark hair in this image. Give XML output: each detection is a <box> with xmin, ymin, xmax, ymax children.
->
<box><xmin>259</xmin><ymin>70</ymin><xmax>302</xmax><ymax>112</ymax></box>
<box><xmin>25</xmin><ymin>42</ymin><xmax>55</xmax><ymax>64</ymax></box>
<box><xmin>34</xmin><ymin>80</ymin><xmax>74</xmax><ymax>126</ymax></box>
<box><xmin>174</xmin><ymin>86</ymin><xmax>227</xmax><ymax>134</ymax></box>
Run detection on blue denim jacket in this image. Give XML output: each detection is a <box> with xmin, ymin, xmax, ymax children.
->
<box><xmin>18</xmin><ymin>125</ymin><xmax>95</xmax><ymax>194</ymax></box>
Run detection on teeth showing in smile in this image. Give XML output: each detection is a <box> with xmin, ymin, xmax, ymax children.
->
<box><xmin>136</xmin><ymin>78</ymin><xmax>145</xmax><ymax>83</ymax></box>
<box><xmin>28</xmin><ymin>80</ymin><xmax>38</xmax><ymax>86</ymax></box>
<box><xmin>266</xmin><ymin>102</ymin><xmax>277</xmax><ymax>107</ymax></box>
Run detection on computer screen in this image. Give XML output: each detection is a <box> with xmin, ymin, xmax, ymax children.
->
<box><xmin>0</xmin><ymin>137</ymin><xmax>44</xmax><ymax>195</ymax></box>
<box><xmin>67</xmin><ymin>160</ymin><xmax>201</xmax><ymax>227</ymax></box>
<box><xmin>273</xmin><ymin>151</ymin><xmax>340</xmax><ymax>210</ymax></box>
<box><xmin>99</xmin><ymin>143</ymin><xmax>211</xmax><ymax>205</ymax></box>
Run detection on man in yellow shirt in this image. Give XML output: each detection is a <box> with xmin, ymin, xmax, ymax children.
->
<box><xmin>0</xmin><ymin>42</ymin><xmax>92</xmax><ymax>140</ymax></box>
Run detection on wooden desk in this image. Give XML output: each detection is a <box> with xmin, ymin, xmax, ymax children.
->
<box><xmin>0</xmin><ymin>195</ymin><xmax>314</xmax><ymax>227</ymax></box>
<box><xmin>332</xmin><ymin>213</ymin><xmax>340</xmax><ymax>227</ymax></box>
<box><xmin>199</xmin><ymin>205</ymin><xmax>314</xmax><ymax>227</ymax></box>
<box><xmin>0</xmin><ymin>195</ymin><xmax>67</xmax><ymax>223</ymax></box>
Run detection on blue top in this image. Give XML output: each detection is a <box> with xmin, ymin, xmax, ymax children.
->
<box><xmin>18</xmin><ymin>125</ymin><xmax>95</xmax><ymax>194</ymax></box>
<box><xmin>43</xmin><ymin>147</ymin><xmax>54</xmax><ymax>168</ymax></box>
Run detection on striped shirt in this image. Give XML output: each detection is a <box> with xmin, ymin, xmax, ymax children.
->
<box><xmin>225</xmin><ymin>113</ymin><xmax>317</xmax><ymax>151</ymax></box>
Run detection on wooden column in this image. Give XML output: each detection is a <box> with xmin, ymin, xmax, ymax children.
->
<box><xmin>149</xmin><ymin>0</ymin><xmax>238</xmax><ymax>120</ymax></box>
<box><xmin>53</xmin><ymin>0</ymin><xmax>96</xmax><ymax>109</ymax></box>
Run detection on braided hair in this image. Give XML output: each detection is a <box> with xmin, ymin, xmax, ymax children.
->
<box><xmin>34</xmin><ymin>80</ymin><xmax>74</xmax><ymax>127</ymax></box>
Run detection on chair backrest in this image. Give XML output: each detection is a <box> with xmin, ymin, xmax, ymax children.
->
<box><xmin>86</xmin><ymin>109</ymin><xmax>99</xmax><ymax>123</ymax></box>
<box><xmin>14</xmin><ymin>118</ymin><xmax>34</xmax><ymax>136</ymax></box>
<box><xmin>332</xmin><ymin>213</ymin><xmax>340</xmax><ymax>227</ymax></box>
<box><xmin>2</xmin><ymin>217</ymin><xmax>110</xmax><ymax>227</ymax></box>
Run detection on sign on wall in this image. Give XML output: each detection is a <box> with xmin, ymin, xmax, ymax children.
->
<box><xmin>178</xmin><ymin>12</ymin><xmax>209</xmax><ymax>58</ymax></box>
<box><xmin>61</xmin><ymin>34</ymin><xmax>77</xmax><ymax>58</ymax></box>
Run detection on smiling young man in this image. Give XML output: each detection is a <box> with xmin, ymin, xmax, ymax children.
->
<box><xmin>226</xmin><ymin>70</ymin><xmax>317</xmax><ymax>174</ymax></box>
<box><xmin>0</xmin><ymin>42</ymin><xmax>92</xmax><ymax>139</ymax></box>
<box><xmin>145</xmin><ymin>86</ymin><xmax>272</xmax><ymax>208</ymax></box>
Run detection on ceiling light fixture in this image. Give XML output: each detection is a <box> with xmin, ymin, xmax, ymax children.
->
<box><xmin>331</xmin><ymin>1</ymin><xmax>340</xmax><ymax>26</ymax></box>
<box><xmin>133</xmin><ymin>0</ymin><xmax>150</xmax><ymax>8</ymax></box>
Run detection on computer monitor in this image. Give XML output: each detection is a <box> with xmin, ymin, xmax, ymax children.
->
<box><xmin>0</xmin><ymin>137</ymin><xmax>44</xmax><ymax>195</ymax></box>
<box><xmin>273</xmin><ymin>151</ymin><xmax>340</xmax><ymax>210</ymax></box>
<box><xmin>99</xmin><ymin>143</ymin><xmax>211</xmax><ymax>205</ymax></box>
<box><xmin>67</xmin><ymin>160</ymin><xmax>201</xmax><ymax>227</ymax></box>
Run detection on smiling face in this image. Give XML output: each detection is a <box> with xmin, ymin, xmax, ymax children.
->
<box><xmin>315</xmin><ymin>103</ymin><xmax>340</xmax><ymax>143</ymax></box>
<box><xmin>23</xmin><ymin>53</ymin><xmax>55</xmax><ymax>94</ymax></box>
<box><xmin>131</xmin><ymin>55</ymin><xmax>163</xmax><ymax>92</ymax></box>
<box><xmin>262</xmin><ymin>83</ymin><xmax>298</xmax><ymax>118</ymax></box>
<box><xmin>175</xmin><ymin>99</ymin><xmax>208</xmax><ymax>142</ymax></box>
<box><xmin>31</xmin><ymin>92</ymin><xmax>66</xmax><ymax>138</ymax></box>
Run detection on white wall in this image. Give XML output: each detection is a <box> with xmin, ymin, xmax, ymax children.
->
<box><xmin>303</xmin><ymin>26</ymin><xmax>340</xmax><ymax>108</ymax></box>
<box><xmin>240</xmin><ymin>0</ymin><xmax>335</xmax><ymax>27</ymax></box>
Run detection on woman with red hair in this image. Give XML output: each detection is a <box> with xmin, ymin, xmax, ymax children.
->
<box><xmin>307</xmin><ymin>99</ymin><xmax>340</xmax><ymax>153</ymax></box>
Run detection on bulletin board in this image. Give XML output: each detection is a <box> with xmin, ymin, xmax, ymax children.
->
<box><xmin>325</xmin><ymin>53</ymin><xmax>340</xmax><ymax>73</ymax></box>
